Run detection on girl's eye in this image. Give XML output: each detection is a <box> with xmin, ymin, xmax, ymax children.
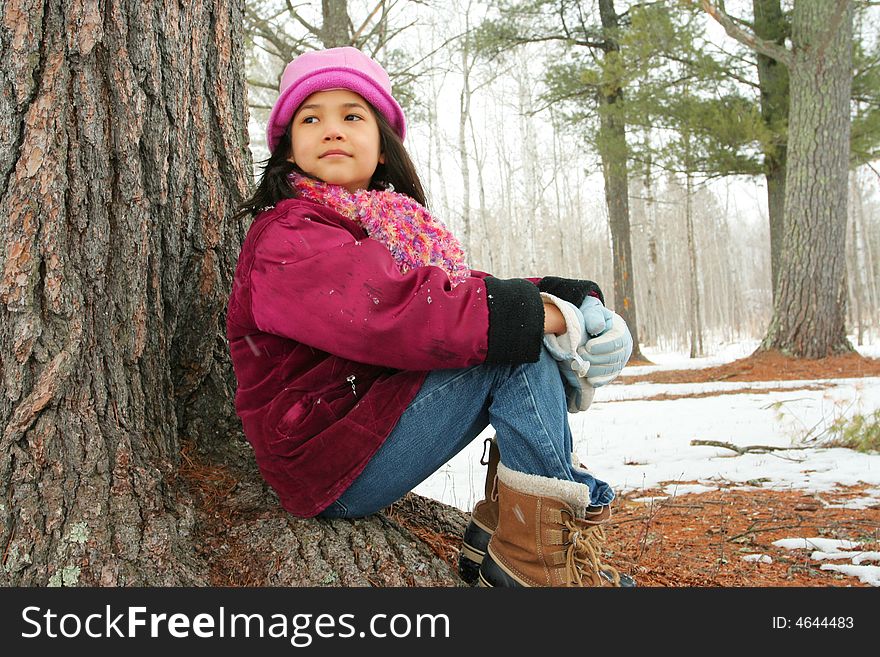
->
<box><xmin>302</xmin><ymin>116</ymin><xmax>318</xmax><ymax>124</ymax></box>
<box><xmin>345</xmin><ymin>114</ymin><xmax>363</xmax><ymax>121</ymax></box>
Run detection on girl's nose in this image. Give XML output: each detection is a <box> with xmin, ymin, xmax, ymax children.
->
<box><xmin>323</xmin><ymin>124</ymin><xmax>344</xmax><ymax>141</ymax></box>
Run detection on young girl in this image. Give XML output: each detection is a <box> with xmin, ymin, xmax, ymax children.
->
<box><xmin>227</xmin><ymin>47</ymin><xmax>635</xmax><ymax>587</ymax></box>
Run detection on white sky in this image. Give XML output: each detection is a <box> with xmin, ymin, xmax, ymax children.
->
<box><xmin>414</xmin><ymin>339</ymin><xmax>880</xmax><ymax>587</ymax></box>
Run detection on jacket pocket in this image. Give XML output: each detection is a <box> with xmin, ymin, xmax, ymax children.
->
<box><xmin>270</xmin><ymin>391</ymin><xmax>333</xmax><ymax>438</ymax></box>
<box><xmin>263</xmin><ymin>396</ymin><xmax>332</xmax><ymax>458</ymax></box>
<box><xmin>263</xmin><ymin>381</ymin><xmax>354</xmax><ymax>455</ymax></box>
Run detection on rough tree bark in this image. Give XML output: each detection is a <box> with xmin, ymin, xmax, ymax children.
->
<box><xmin>0</xmin><ymin>0</ymin><xmax>251</xmax><ymax>585</ymax></box>
<box><xmin>597</xmin><ymin>0</ymin><xmax>646</xmax><ymax>362</ymax></box>
<box><xmin>760</xmin><ymin>1</ymin><xmax>854</xmax><ymax>356</ymax></box>
<box><xmin>0</xmin><ymin>0</ymin><xmax>465</xmax><ymax>586</ymax></box>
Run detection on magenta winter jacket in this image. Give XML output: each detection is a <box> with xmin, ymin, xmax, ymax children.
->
<box><xmin>226</xmin><ymin>197</ymin><xmax>603</xmax><ymax>517</ymax></box>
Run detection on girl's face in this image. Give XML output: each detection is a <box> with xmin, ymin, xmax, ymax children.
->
<box><xmin>289</xmin><ymin>89</ymin><xmax>385</xmax><ymax>192</ymax></box>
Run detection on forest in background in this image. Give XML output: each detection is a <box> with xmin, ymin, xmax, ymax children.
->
<box><xmin>244</xmin><ymin>0</ymin><xmax>880</xmax><ymax>354</ymax></box>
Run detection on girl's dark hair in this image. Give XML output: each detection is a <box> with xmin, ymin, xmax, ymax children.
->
<box><xmin>233</xmin><ymin>101</ymin><xmax>427</xmax><ymax>223</ymax></box>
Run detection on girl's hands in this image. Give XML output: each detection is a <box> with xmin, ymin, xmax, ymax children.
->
<box><xmin>578</xmin><ymin>313</ymin><xmax>633</xmax><ymax>387</ymax></box>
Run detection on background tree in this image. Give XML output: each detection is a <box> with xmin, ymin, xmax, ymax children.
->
<box><xmin>847</xmin><ymin>168</ymin><xmax>880</xmax><ymax>345</ymax></box>
<box><xmin>752</xmin><ymin>0</ymin><xmax>790</xmax><ymax>299</ymax></box>
<box><xmin>477</xmin><ymin>0</ymin><xmax>649</xmax><ymax>361</ymax></box>
<box><xmin>703</xmin><ymin>0</ymin><xmax>856</xmax><ymax>357</ymax></box>
<box><xmin>536</xmin><ymin>2</ymin><xmax>767</xmax><ymax>357</ymax></box>
<box><xmin>615</xmin><ymin>4</ymin><xmax>768</xmax><ymax>357</ymax></box>
<box><xmin>701</xmin><ymin>0</ymin><xmax>879</xmax><ymax>306</ymax></box>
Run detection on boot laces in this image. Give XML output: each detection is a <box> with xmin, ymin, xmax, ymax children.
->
<box><xmin>563</xmin><ymin>519</ymin><xmax>622</xmax><ymax>587</ymax></box>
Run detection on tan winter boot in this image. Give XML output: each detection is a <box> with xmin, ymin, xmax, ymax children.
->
<box><xmin>458</xmin><ymin>436</ymin><xmax>500</xmax><ymax>584</ymax></box>
<box><xmin>460</xmin><ymin>443</ymin><xmax>632</xmax><ymax>586</ymax></box>
<box><xmin>478</xmin><ymin>463</ymin><xmax>635</xmax><ymax>587</ymax></box>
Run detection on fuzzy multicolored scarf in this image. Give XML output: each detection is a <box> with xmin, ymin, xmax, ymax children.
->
<box><xmin>288</xmin><ymin>173</ymin><xmax>470</xmax><ymax>287</ymax></box>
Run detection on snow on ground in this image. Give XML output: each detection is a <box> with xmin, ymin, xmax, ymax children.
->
<box><xmin>568</xmin><ymin>376</ymin><xmax>880</xmax><ymax>500</ymax></box>
<box><xmin>413</xmin><ymin>338</ymin><xmax>880</xmax><ymax>586</ymax></box>
<box><xmin>767</xmin><ymin>538</ymin><xmax>880</xmax><ymax>586</ymax></box>
<box><xmin>625</xmin><ymin>340</ymin><xmax>762</xmax><ymax>374</ymax></box>
<box><xmin>742</xmin><ymin>554</ymin><xmax>773</xmax><ymax>564</ymax></box>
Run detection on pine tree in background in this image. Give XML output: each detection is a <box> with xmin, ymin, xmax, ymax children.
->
<box><xmin>703</xmin><ymin>0</ymin><xmax>856</xmax><ymax>357</ymax></box>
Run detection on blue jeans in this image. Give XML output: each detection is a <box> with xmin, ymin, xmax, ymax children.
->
<box><xmin>319</xmin><ymin>345</ymin><xmax>614</xmax><ymax>518</ymax></box>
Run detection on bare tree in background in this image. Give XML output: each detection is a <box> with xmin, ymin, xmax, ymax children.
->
<box><xmin>848</xmin><ymin>169</ymin><xmax>880</xmax><ymax>344</ymax></box>
<box><xmin>451</xmin><ymin>0</ymin><xmax>510</xmax><ymax>262</ymax></box>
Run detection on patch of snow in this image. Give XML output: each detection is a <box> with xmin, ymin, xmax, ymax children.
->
<box><xmin>852</xmin><ymin>552</ymin><xmax>880</xmax><ymax>565</ymax></box>
<box><xmin>742</xmin><ymin>554</ymin><xmax>773</xmax><ymax>564</ymax></box>
<box><xmin>811</xmin><ymin>551</ymin><xmax>880</xmax><ymax>564</ymax></box>
<box><xmin>818</xmin><ymin>564</ymin><xmax>880</xmax><ymax>587</ymax></box>
<box><xmin>810</xmin><ymin>551</ymin><xmax>860</xmax><ymax>561</ymax></box>
<box><xmin>820</xmin><ymin>494</ymin><xmax>880</xmax><ymax>510</ymax></box>
<box><xmin>772</xmin><ymin>537</ymin><xmax>861</xmax><ymax>552</ymax></box>
<box><xmin>627</xmin><ymin>340</ymin><xmax>761</xmax><ymax>375</ymax></box>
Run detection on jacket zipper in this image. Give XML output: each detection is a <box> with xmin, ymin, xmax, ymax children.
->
<box><xmin>346</xmin><ymin>374</ymin><xmax>357</xmax><ymax>398</ymax></box>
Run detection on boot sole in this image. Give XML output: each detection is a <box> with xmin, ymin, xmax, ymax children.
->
<box><xmin>480</xmin><ymin>551</ymin><xmax>638</xmax><ymax>587</ymax></box>
<box><xmin>459</xmin><ymin>519</ymin><xmax>493</xmax><ymax>584</ymax></box>
<box><xmin>479</xmin><ymin>552</ymin><xmax>528</xmax><ymax>587</ymax></box>
<box><xmin>458</xmin><ymin>552</ymin><xmax>482</xmax><ymax>585</ymax></box>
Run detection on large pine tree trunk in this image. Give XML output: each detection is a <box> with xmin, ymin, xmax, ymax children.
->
<box><xmin>0</xmin><ymin>0</ymin><xmax>464</xmax><ymax>587</ymax></box>
<box><xmin>597</xmin><ymin>0</ymin><xmax>646</xmax><ymax>362</ymax></box>
<box><xmin>760</xmin><ymin>1</ymin><xmax>854</xmax><ymax>357</ymax></box>
<box><xmin>0</xmin><ymin>0</ymin><xmax>252</xmax><ymax>585</ymax></box>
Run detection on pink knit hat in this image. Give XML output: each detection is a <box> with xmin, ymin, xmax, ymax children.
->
<box><xmin>266</xmin><ymin>47</ymin><xmax>406</xmax><ymax>152</ymax></box>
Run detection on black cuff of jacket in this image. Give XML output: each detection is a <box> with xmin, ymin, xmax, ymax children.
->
<box><xmin>483</xmin><ymin>277</ymin><xmax>544</xmax><ymax>364</ymax></box>
<box><xmin>537</xmin><ymin>276</ymin><xmax>605</xmax><ymax>306</ymax></box>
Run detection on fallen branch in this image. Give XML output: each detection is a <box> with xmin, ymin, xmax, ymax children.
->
<box><xmin>608</xmin><ymin>514</ymin><xmax>658</xmax><ymax>526</ymax></box>
<box><xmin>690</xmin><ymin>439</ymin><xmax>811</xmax><ymax>455</ymax></box>
<box><xmin>726</xmin><ymin>523</ymin><xmax>805</xmax><ymax>543</ymax></box>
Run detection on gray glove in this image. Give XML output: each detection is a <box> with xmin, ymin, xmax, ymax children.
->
<box><xmin>577</xmin><ymin>312</ymin><xmax>632</xmax><ymax>387</ymax></box>
<box><xmin>580</xmin><ymin>295</ymin><xmax>613</xmax><ymax>337</ymax></box>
